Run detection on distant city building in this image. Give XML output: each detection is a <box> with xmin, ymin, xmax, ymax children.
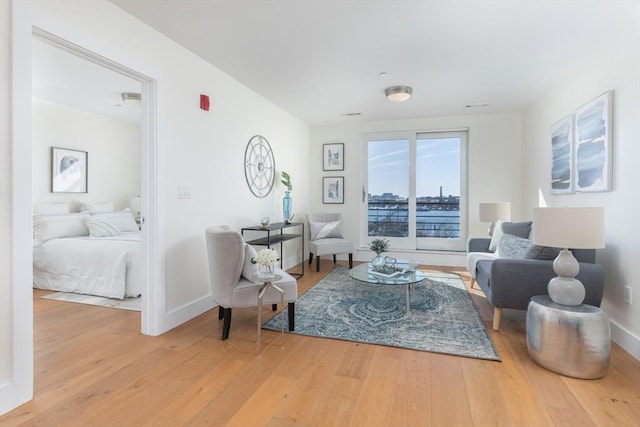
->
<box><xmin>369</xmin><ymin>190</ymin><xmax>459</xmax><ymax>210</ymax></box>
<box><xmin>368</xmin><ymin>189</ymin><xmax>460</xmax><ymax>238</ymax></box>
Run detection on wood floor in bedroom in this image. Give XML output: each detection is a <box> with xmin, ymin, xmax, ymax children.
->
<box><xmin>2</xmin><ymin>261</ymin><xmax>640</xmax><ymax>426</ymax></box>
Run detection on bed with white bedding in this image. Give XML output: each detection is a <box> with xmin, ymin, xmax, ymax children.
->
<box><xmin>32</xmin><ymin>205</ymin><xmax>142</xmax><ymax>299</ymax></box>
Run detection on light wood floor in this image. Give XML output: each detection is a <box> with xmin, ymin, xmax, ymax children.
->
<box><xmin>2</xmin><ymin>261</ymin><xmax>640</xmax><ymax>426</ymax></box>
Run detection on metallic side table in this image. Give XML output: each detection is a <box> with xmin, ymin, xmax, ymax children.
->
<box><xmin>256</xmin><ymin>274</ymin><xmax>284</xmax><ymax>354</ymax></box>
<box><xmin>526</xmin><ymin>295</ymin><xmax>610</xmax><ymax>379</ymax></box>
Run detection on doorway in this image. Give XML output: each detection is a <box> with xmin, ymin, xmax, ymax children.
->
<box><xmin>31</xmin><ymin>27</ymin><xmax>161</xmax><ymax>335</ymax></box>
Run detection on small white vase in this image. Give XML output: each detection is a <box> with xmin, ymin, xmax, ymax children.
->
<box><xmin>258</xmin><ymin>263</ymin><xmax>275</xmax><ymax>279</ymax></box>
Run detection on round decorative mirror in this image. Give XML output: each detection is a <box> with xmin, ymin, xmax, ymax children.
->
<box><xmin>244</xmin><ymin>135</ymin><xmax>275</xmax><ymax>198</ymax></box>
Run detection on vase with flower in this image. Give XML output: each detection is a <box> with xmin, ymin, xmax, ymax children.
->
<box><xmin>281</xmin><ymin>171</ymin><xmax>293</xmax><ymax>223</ymax></box>
<box><xmin>251</xmin><ymin>248</ymin><xmax>280</xmax><ymax>279</ymax></box>
<box><xmin>369</xmin><ymin>238</ymin><xmax>390</xmax><ymax>271</ymax></box>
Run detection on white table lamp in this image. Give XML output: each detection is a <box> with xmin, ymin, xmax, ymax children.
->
<box><xmin>533</xmin><ymin>207</ymin><xmax>605</xmax><ymax>306</ymax></box>
<box><xmin>479</xmin><ymin>202</ymin><xmax>511</xmax><ymax>235</ymax></box>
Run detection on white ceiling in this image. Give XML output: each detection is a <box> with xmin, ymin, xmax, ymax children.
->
<box><xmin>32</xmin><ymin>37</ymin><xmax>142</xmax><ymax>123</ymax></box>
<box><xmin>35</xmin><ymin>1</ymin><xmax>637</xmax><ymax>127</ymax></box>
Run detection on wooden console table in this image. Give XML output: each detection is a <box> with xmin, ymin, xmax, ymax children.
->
<box><xmin>241</xmin><ymin>222</ymin><xmax>304</xmax><ymax>278</ymax></box>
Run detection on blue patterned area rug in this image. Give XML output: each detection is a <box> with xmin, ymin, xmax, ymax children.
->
<box><xmin>263</xmin><ymin>266</ymin><xmax>500</xmax><ymax>361</ymax></box>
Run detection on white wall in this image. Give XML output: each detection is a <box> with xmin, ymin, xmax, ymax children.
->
<box><xmin>311</xmin><ymin>113</ymin><xmax>522</xmax><ymax>267</ymax></box>
<box><xmin>2</xmin><ymin>0</ymin><xmax>309</xmax><ymax>414</ymax></box>
<box><xmin>32</xmin><ymin>99</ymin><xmax>141</xmax><ymax>211</ymax></box>
<box><xmin>0</xmin><ymin>0</ymin><xmax>12</xmax><ymax>402</ymax></box>
<box><xmin>521</xmin><ymin>4</ymin><xmax>640</xmax><ymax>359</ymax></box>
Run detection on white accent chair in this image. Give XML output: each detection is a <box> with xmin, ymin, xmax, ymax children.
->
<box><xmin>308</xmin><ymin>213</ymin><xmax>353</xmax><ymax>272</ymax></box>
<box><xmin>205</xmin><ymin>226</ymin><xmax>297</xmax><ymax>340</ymax></box>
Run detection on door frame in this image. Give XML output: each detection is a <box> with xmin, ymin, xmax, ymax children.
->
<box><xmin>30</xmin><ymin>27</ymin><xmax>164</xmax><ymax>335</ymax></box>
<box><xmin>2</xmin><ymin>4</ymin><xmax>166</xmax><ymax>413</ymax></box>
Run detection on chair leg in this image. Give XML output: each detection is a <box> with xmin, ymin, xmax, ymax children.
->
<box><xmin>348</xmin><ymin>253</ymin><xmax>353</xmax><ymax>269</ymax></box>
<box><xmin>221</xmin><ymin>307</ymin><xmax>232</xmax><ymax>340</ymax></box>
<box><xmin>272</xmin><ymin>304</ymin><xmax>277</xmax><ymax>311</ymax></box>
<box><xmin>288</xmin><ymin>302</ymin><xmax>295</xmax><ymax>331</ymax></box>
<box><xmin>316</xmin><ymin>255</ymin><xmax>320</xmax><ymax>272</ymax></box>
<box><xmin>492</xmin><ymin>307</ymin><xmax>502</xmax><ymax>331</ymax></box>
<box><xmin>469</xmin><ymin>277</ymin><xmax>476</xmax><ymax>289</ymax></box>
<box><xmin>333</xmin><ymin>254</ymin><xmax>337</xmax><ymax>264</ymax></box>
<box><xmin>218</xmin><ymin>306</ymin><xmax>224</xmax><ymax>320</ymax></box>
<box><xmin>309</xmin><ymin>253</ymin><xmax>313</xmax><ymax>265</ymax></box>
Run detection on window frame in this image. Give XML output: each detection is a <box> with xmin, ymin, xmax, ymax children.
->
<box><xmin>361</xmin><ymin>129</ymin><xmax>468</xmax><ymax>252</ymax></box>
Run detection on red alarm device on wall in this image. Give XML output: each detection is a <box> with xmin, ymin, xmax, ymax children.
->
<box><xmin>200</xmin><ymin>94</ymin><xmax>210</xmax><ymax>111</ymax></box>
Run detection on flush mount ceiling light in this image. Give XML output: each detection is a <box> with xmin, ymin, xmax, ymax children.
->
<box><xmin>385</xmin><ymin>86</ymin><xmax>412</xmax><ymax>102</ymax></box>
<box><xmin>121</xmin><ymin>92</ymin><xmax>141</xmax><ymax>105</ymax></box>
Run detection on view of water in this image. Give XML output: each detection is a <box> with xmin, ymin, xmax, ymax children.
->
<box><xmin>368</xmin><ymin>208</ymin><xmax>460</xmax><ymax>238</ymax></box>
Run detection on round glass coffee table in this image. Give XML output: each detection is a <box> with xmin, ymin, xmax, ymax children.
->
<box><xmin>348</xmin><ymin>263</ymin><xmax>427</xmax><ymax>315</ymax></box>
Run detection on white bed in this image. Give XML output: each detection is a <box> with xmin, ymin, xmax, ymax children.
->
<box><xmin>32</xmin><ymin>206</ymin><xmax>142</xmax><ymax>299</ymax></box>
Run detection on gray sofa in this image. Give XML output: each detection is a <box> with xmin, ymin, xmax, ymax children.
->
<box><xmin>467</xmin><ymin>237</ymin><xmax>605</xmax><ymax>331</ymax></box>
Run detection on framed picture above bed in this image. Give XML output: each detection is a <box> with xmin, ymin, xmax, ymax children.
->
<box><xmin>51</xmin><ymin>147</ymin><xmax>88</xmax><ymax>193</ymax></box>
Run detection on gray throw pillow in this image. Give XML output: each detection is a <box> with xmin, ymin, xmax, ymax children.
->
<box><xmin>309</xmin><ymin>220</ymin><xmax>343</xmax><ymax>240</ymax></box>
<box><xmin>502</xmin><ymin>221</ymin><xmax>533</xmax><ymax>239</ymax></box>
<box><xmin>497</xmin><ymin>234</ymin><xmax>531</xmax><ymax>259</ymax></box>
<box><xmin>524</xmin><ymin>244</ymin><xmax>561</xmax><ymax>260</ymax></box>
<box><xmin>488</xmin><ymin>220</ymin><xmax>533</xmax><ymax>252</ymax></box>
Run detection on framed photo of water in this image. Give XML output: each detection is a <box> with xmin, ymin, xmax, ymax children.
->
<box><xmin>574</xmin><ymin>91</ymin><xmax>613</xmax><ymax>192</ymax></box>
<box><xmin>323</xmin><ymin>143</ymin><xmax>344</xmax><ymax>171</ymax></box>
<box><xmin>550</xmin><ymin>115</ymin><xmax>574</xmax><ymax>194</ymax></box>
<box><xmin>51</xmin><ymin>147</ymin><xmax>88</xmax><ymax>193</ymax></box>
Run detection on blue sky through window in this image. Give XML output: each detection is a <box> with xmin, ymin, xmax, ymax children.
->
<box><xmin>368</xmin><ymin>138</ymin><xmax>460</xmax><ymax>198</ymax></box>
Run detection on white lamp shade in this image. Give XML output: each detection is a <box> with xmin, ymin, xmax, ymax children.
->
<box><xmin>533</xmin><ymin>207</ymin><xmax>605</xmax><ymax>249</ymax></box>
<box><xmin>130</xmin><ymin>196</ymin><xmax>141</xmax><ymax>213</ymax></box>
<box><xmin>479</xmin><ymin>202</ymin><xmax>511</xmax><ymax>222</ymax></box>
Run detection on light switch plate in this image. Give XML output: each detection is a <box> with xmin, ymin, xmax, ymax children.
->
<box><xmin>178</xmin><ymin>185</ymin><xmax>191</xmax><ymax>199</ymax></box>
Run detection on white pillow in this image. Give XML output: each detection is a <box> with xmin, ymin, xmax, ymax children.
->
<box><xmin>488</xmin><ymin>219</ymin><xmax>506</xmax><ymax>253</ymax></box>
<box><xmin>84</xmin><ymin>216</ymin><xmax>121</xmax><ymax>237</ymax></box>
<box><xmin>79</xmin><ymin>201</ymin><xmax>114</xmax><ymax>213</ymax></box>
<box><xmin>310</xmin><ymin>220</ymin><xmax>343</xmax><ymax>241</ymax></box>
<box><xmin>33</xmin><ymin>202</ymin><xmax>68</xmax><ymax>215</ymax></box>
<box><xmin>33</xmin><ymin>213</ymin><xmax>90</xmax><ymax>242</ymax></box>
<box><xmin>88</xmin><ymin>209</ymin><xmax>139</xmax><ymax>234</ymax></box>
<box><xmin>241</xmin><ymin>244</ymin><xmax>259</xmax><ymax>281</ymax></box>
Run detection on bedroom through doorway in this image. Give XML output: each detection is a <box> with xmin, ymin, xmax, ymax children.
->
<box><xmin>31</xmin><ymin>32</ymin><xmax>145</xmax><ymax>326</ymax></box>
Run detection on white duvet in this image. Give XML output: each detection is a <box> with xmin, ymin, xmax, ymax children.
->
<box><xmin>33</xmin><ymin>233</ymin><xmax>141</xmax><ymax>299</ymax></box>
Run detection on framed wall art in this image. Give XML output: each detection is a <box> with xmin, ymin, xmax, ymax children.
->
<box><xmin>323</xmin><ymin>143</ymin><xmax>344</xmax><ymax>171</ymax></box>
<box><xmin>51</xmin><ymin>147</ymin><xmax>87</xmax><ymax>193</ymax></box>
<box><xmin>574</xmin><ymin>91</ymin><xmax>613</xmax><ymax>192</ymax></box>
<box><xmin>550</xmin><ymin>114</ymin><xmax>574</xmax><ymax>194</ymax></box>
<box><xmin>323</xmin><ymin>176</ymin><xmax>344</xmax><ymax>204</ymax></box>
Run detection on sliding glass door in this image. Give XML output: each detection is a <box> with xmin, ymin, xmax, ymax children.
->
<box><xmin>365</xmin><ymin>130</ymin><xmax>467</xmax><ymax>252</ymax></box>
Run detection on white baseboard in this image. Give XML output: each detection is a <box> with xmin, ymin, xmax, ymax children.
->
<box><xmin>610</xmin><ymin>319</ymin><xmax>640</xmax><ymax>361</ymax></box>
<box><xmin>163</xmin><ymin>294</ymin><xmax>215</xmax><ymax>334</ymax></box>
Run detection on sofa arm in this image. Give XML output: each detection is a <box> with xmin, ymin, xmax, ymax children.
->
<box><xmin>488</xmin><ymin>259</ymin><xmax>605</xmax><ymax>310</ymax></box>
<box><xmin>467</xmin><ymin>237</ymin><xmax>491</xmax><ymax>253</ymax></box>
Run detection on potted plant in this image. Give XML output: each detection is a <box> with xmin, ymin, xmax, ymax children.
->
<box><xmin>281</xmin><ymin>171</ymin><xmax>293</xmax><ymax>223</ymax></box>
<box><xmin>369</xmin><ymin>238</ymin><xmax>390</xmax><ymax>270</ymax></box>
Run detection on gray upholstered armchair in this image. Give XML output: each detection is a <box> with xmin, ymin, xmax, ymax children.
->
<box><xmin>308</xmin><ymin>213</ymin><xmax>353</xmax><ymax>272</ymax></box>
<box><xmin>205</xmin><ymin>226</ymin><xmax>297</xmax><ymax>340</ymax></box>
